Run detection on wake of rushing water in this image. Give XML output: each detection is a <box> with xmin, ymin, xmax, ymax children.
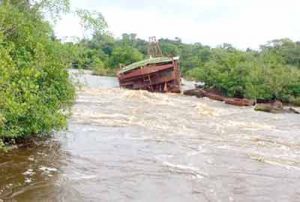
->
<box><xmin>1</xmin><ymin>71</ymin><xmax>300</xmax><ymax>201</ymax></box>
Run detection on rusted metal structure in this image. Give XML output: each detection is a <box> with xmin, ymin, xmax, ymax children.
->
<box><xmin>117</xmin><ymin>56</ymin><xmax>181</xmax><ymax>93</ymax></box>
<box><xmin>147</xmin><ymin>36</ymin><xmax>163</xmax><ymax>57</ymax></box>
<box><xmin>117</xmin><ymin>37</ymin><xmax>181</xmax><ymax>93</ymax></box>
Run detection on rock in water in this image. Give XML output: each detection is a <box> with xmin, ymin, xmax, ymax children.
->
<box><xmin>183</xmin><ymin>89</ymin><xmax>206</xmax><ymax>98</ymax></box>
<box><xmin>288</xmin><ymin>107</ymin><xmax>300</xmax><ymax>114</ymax></box>
<box><xmin>225</xmin><ymin>98</ymin><xmax>256</xmax><ymax>106</ymax></box>
<box><xmin>255</xmin><ymin>104</ymin><xmax>273</xmax><ymax>112</ymax></box>
<box><xmin>255</xmin><ymin>101</ymin><xmax>284</xmax><ymax>113</ymax></box>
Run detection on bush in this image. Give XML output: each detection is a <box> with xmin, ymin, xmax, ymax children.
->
<box><xmin>0</xmin><ymin>3</ymin><xmax>75</xmax><ymax>141</ymax></box>
<box><xmin>187</xmin><ymin>46</ymin><xmax>300</xmax><ymax>102</ymax></box>
<box><xmin>109</xmin><ymin>46</ymin><xmax>144</xmax><ymax>68</ymax></box>
<box><xmin>91</xmin><ymin>59</ymin><xmax>116</xmax><ymax>76</ymax></box>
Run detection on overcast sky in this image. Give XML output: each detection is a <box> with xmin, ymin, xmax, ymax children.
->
<box><xmin>54</xmin><ymin>0</ymin><xmax>300</xmax><ymax>49</ymax></box>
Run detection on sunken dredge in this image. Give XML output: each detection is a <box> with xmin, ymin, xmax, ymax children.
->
<box><xmin>117</xmin><ymin>37</ymin><xmax>181</xmax><ymax>93</ymax></box>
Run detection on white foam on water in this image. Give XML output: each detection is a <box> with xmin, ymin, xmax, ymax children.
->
<box><xmin>23</xmin><ymin>169</ymin><xmax>35</xmax><ymax>176</ymax></box>
<box><xmin>39</xmin><ymin>166</ymin><xmax>58</xmax><ymax>175</ymax></box>
<box><xmin>161</xmin><ymin>161</ymin><xmax>207</xmax><ymax>179</ymax></box>
<box><xmin>28</xmin><ymin>157</ymin><xmax>34</xmax><ymax>161</ymax></box>
<box><xmin>24</xmin><ymin>178</ymin><xmax>32</xmax><ymax>184</ymax></box>
<box><xmin>72</xmin><ymin>175</ymin><xmax>98</xmax><ymax>181</ymax></box>
<box><xmin>195</xmin><ymin>102</ymin><xmax>218</xmax><ymax>117</ymax></box>
<box><xmin>249</xmin><ymin>154</ymin><xmax>300</xmax><ymax>170</ymax></box>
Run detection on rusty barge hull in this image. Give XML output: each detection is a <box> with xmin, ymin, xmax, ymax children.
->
<box><xmin>117</xmin><ymin>57</ymin><xmax>181</xmax><ymax>93</ymax></box>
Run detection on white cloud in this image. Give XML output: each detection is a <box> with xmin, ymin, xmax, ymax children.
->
<box><xmin>54</xmin><ymin>0</ymin><xmax>300</xmax><ymax>49</ymax></box>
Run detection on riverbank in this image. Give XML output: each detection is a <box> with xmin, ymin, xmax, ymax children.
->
<box><xmin>183</xmin><ymin>87</ymin><xmax>300</xmax><ymax>113</ymax></box>
<box><xmin>84</xmin><ymin>67</ymin><xmax>300</xmax><ymax>108</ymax></box>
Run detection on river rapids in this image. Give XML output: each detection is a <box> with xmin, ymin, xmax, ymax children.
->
<box><xmin>1</xmin><ymin>70</ymin><xmax>300</xmax><ymax>201</ymax></box>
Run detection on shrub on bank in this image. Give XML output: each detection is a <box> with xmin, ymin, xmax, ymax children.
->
<box><xmin>0</xmin><ymin>3</ymin><xmax>75</xmax><ymax>143</ymax></box>
<box><xmin>187</xmin><ymin>47</ymin><xmax>300</xmax><ymax>103</ymax></box>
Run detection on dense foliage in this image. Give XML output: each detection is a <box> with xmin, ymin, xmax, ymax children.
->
<box><xmin>0</xmin><ymin>0</ymin><xmax>75</xmax><ymax>144</ymax></box>
<box><xmin>186</xmin><ymin>40</ymin><xmax>300</xmax><ymax>103</ymax></box>
<box><xmin>69</xmin><ymin>33</ymin><xmax>145</xmax><ymax>76</ymax></box>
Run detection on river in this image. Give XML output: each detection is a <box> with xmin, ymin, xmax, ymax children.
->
<box><xmin>1</xmin><ymin>70</ymin><xmax>300</xmax><ymax>201</ymax></box>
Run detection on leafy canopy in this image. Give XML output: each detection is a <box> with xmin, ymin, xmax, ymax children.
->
<box><xmin>0</xmin><ymin>0</ymin><xmax>75</xmax><ymax>140</ymax></box>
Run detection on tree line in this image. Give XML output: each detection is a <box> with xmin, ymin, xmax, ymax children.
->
<box><xmin>68</xmin><ymin>30</ymin><xmax>300</xmax><ymax>105</ymax></box>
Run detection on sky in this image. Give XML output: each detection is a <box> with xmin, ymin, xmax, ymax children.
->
<box><xmin>54</xmin><ymin>0</ymin><xmax>300</xmax><ymax>50</ymax></box>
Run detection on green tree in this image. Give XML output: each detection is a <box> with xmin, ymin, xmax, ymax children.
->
<box><xmin>109</xmin><ymin>45</ymin><xmax>144</xmax><ymax>68</ymax></box>
<box><xmin>0</xmin><ymin>0</ymin><xmax>75</xmax><ymax>142</ymax></box>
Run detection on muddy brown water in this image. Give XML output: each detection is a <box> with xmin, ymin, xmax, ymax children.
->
<box><xmin>1</xmin><ymin>70</ymin><xmax>300</xmax><ymax>201</ymax></box>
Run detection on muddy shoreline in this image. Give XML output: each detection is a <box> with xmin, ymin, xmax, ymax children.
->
<box><xmin>183</xmin><ymin>88</ymin><xmax>300</xmax><ymax>114</ymax></box>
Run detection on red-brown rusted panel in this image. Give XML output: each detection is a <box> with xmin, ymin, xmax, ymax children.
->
<box><xmin>118</xmin><ymin>59</ymin><xmax>181</xmax><ymax>93</ymax></box>
<box><xmin>131</xmin><ymin>75</ymin><xmax>176</xmax><ymax>89</ymax></box>
<box><xmin>118</xmin><ymin>63</ymin><xmax>174</xmax><ymax>80</ymax></box>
